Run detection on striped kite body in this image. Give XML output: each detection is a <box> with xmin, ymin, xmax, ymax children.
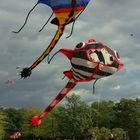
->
<box><xmin>60</xmin><ymin>39</ymin><xmax>123</xmax><ymax>82</ymax></box>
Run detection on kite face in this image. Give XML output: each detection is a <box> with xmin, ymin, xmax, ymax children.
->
<box><xmin>60</xmin><ymin>39</ymin><xmax>124</xmax><ymax>82</ymax></box>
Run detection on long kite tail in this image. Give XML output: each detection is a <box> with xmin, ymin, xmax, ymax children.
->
<box><xmin>20</xmin><ymin>25</ymin><xmax>65</xmax><ymax>78</ymax></box>
<box><xmin>30</xmin><ymin>79</ymin><xmax>77</xmax><ymax>127</ymax></box>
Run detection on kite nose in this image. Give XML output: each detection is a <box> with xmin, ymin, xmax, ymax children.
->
<box><xmin>118</xmin><ymin>63</ymin><xmax>124</xmax><ymax>71</ymax></box>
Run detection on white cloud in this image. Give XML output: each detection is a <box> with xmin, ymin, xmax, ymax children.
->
<box><xmin>110</xmin><ymin>85</ymin><xmax>121</xmax><ymax>90</ymax></box>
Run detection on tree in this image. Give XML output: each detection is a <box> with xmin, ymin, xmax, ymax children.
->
<box><xmin>114</xmin><ymin>98</ymin><xmax>140</xmax><ymax>140</ymax></box>
<box><xmin>0</xmin><ymin>108</ymin><xmax>7</xmax><ymax>139</ymax></box>
<box><xmin>3</xmin><ymin>108</ymin><xmax>24</xmax><ymax>138</ymax></box>
<box><xmin>57</xmin><ymin>94</ymin><xmax>92</xmax><ymax>140</ymax></box>
<box><xmin>22</xmin><ymin>107</ymin><xmax>41</xmax><ymax>138</ymax></box>
<box><xmin>91</xmin><ymin>100</ymin><xmax>115</xmax><ymax>128</ymax></box>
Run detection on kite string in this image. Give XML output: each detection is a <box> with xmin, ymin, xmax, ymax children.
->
<box><xmin>96</xmin><ymin>80</ymin><xmax>105</xmax><ymax>127</ymax></box>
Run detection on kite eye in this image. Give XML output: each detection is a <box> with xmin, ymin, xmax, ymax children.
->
<box><xmin>110</xmin><ymin>56</ymin><xmax>114</xmax><ymax>61</ymax></box>
<box><xmin>75</xmin><ymin>42</ymin><xmax>85</xmax><ymax>49</ymax></box>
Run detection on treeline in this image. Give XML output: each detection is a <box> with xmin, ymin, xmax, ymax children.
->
<box><xmin>0</xmin><ymin>94</ymin><xmax>140</xmax><ymax>140</ymax></box>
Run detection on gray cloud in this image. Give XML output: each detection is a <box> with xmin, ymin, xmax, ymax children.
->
<box><xmin>0</xmin><ymin>0</ymin><xmax>140</xmax><ymax>108</ymax></box>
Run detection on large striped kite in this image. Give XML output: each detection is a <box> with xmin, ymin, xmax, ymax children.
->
<box><xmin>30</xmin><ymin>39</ymin><xmax>124</xmax><ymax>127</ymax></box>
<box><xmin>13</xmin><ymin>0</ymin><xmax>91</xmax><ymax>78</ymax></box>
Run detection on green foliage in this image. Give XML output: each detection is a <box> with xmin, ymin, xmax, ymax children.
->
<box><xmin>114</xmin><ymin>98</ymin><xmax>140</xmax><ymax>139</ymax></box>
<box><xmin>0</xmin><ymin>96</ymin><xmax>139</xmax><ymax>140</ymax></box>
<box><xmin>91</xmin><ymin>100</ymin><xmax>115</xmax><ymax>128</ymax></box>
<box><xmin>0</xmin><ymin>109</ymin><xmax>8</xmax><ymax>139</ymax></box>
<box><xmin>57</xmin><ymin>94</ymin><xmax>92</xmax><ymax>138</ymax></box>
<box><xmin>22</xmin><ymin>108</ymin><xmax>41</xmax><ymax>136</ymax></box>
<box><xmin>3</xmin><ymin>108</ymin><xmax>24</xmax><ymax>138</ymax></box>
<box><xmin>98</xmin><ymin>127</ymin><xmax>110</xmax><ymax>140</ymax></box>
<box><xmin>111</xmin><ymin>128</ymin><xmax>126</xmax><ymax>140</ymax></box>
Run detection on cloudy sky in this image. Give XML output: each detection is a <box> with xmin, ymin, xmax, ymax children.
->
<box><xmin>0</xmin><ymin>0</ymin><xmax>140</xmax><ymax>109</ymax></box>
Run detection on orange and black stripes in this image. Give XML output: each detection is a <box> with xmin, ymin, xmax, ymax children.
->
<box><xmin>30</xmin><ymin>25</ymin><xmax>65</xmax><ymax>70</ymax></box>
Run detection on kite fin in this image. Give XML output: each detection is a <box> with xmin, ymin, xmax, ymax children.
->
<box><xmin>30</xmin><ymin>79</ymin><xmax>77</xmax><ymax>127</ymax></box>
<box><xmin>63</xmin><ymin>70</ymin><xmax>73</xmax><ymax>79</ymax></box>
<box><xmin>59</xmin><ymin>49</ymin><xmax>73</xmax><ymax>60</ymax></box>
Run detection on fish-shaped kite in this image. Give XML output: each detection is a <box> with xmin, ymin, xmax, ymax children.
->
<box><xmin>30</xmin><ymin>39</ymin><xmax>124</xmax><ymax>127</ymax></box>
<box><xmin>13</xmin><ymin>0</ymin><xmax>91</xmax><ymax>78</ymax></box>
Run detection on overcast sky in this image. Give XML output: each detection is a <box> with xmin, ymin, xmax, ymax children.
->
<box><xmin>0</xmin><ymin>0</ymin><xmax>140</xmax><ymax>109</ymax></box>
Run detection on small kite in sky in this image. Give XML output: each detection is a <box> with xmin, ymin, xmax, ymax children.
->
<box><xmin>30</xmin><ymin>39</ymin><xmax>124</xmax><ymax>127</ymax></box>
<box><xmin>6</xmin><ymin>79</ymin><xmax>14</xmax><ymax>85</ymax></box>
<box><xmin>12</xmin><ymin>0</ymin><xmax>91</xmax><ymax>78</ymax></box>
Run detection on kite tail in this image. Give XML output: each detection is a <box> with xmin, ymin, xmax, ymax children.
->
<box><xmin>30</xmin><ymin>79</ymin><xmax>77</xmax><ymax>127</ymax></box>
<box><xmin>20</xmin><ymin>25</ymin><xmax>65</xmax><ymax>78</ymax></box>
<box><xmin>12</xmin><ymin>2</ymin><xmax>39</xmax><ymax>33</ymax></box>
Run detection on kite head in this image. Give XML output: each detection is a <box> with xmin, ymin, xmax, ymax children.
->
<box><xmin>30</xmin><ymin>116</ymin><xmax>41</xmax><ymax>127</ymax></box>
<box><xmin>59</xmin><ymin>39</ymin><xmax>124</xmax><ymax>82</ymax></box>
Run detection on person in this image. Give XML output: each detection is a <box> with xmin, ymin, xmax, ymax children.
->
<box><xmin>109</xmin><ymin>133</ymin><xmax>115</xmax><ymax>140</ymax></box>
<box><xmin>121</xmin><ymin>133</ymin><xmax>127</xmax><ymax>140</ymax></box>
<box><xmin>88</xmin><ymin>132</ymin><xmax>97</xmax><ymax>140</ymax></box>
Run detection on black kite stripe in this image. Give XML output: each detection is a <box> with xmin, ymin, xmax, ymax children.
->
<box><xmin>72</xmin><ymin>68</ymin><xmax>89</xmax><ymax>79</ymax></box>
<box><xmin>71</xmin><ymin>63</ymin><xmax>94</xmax><ymax>73</ymax></box>
<box><xmin>73</xmin><ymin>73</ymin><xmax>85</xmax><ymax>80</ymax></box>
<box><xmin>95</xmin><ymin>50</ymin><xmax>105</xmax><ymax>64</ymax></box>
<box><xmin>96</xmin><ymin>70</ymin><xmax>112</xmax><ymax>76</ymax></box>
<box><xmin>73</xmin><ymin>51</ymin><xmax>88</xmax><ymax>60</ymax></box>
<box><xmin>111</xmin><ymin>61</ymin><xmax>119</xmax><ymax>68</ymax></box>
<box><xmin>56</xmin><ymin>93</ymin><xmax>66</xmax><ymax>100</ymax></box>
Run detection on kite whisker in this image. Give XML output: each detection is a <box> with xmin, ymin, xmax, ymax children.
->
<box><xmin>39</xmin><ymin>12</ymin><xmax>53</xmax><ymax>32</ymax></box>
<box><xmin>12</xmin><ymin>3</ymin><xmax>39</xmax><ymax>33</ymax></box>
